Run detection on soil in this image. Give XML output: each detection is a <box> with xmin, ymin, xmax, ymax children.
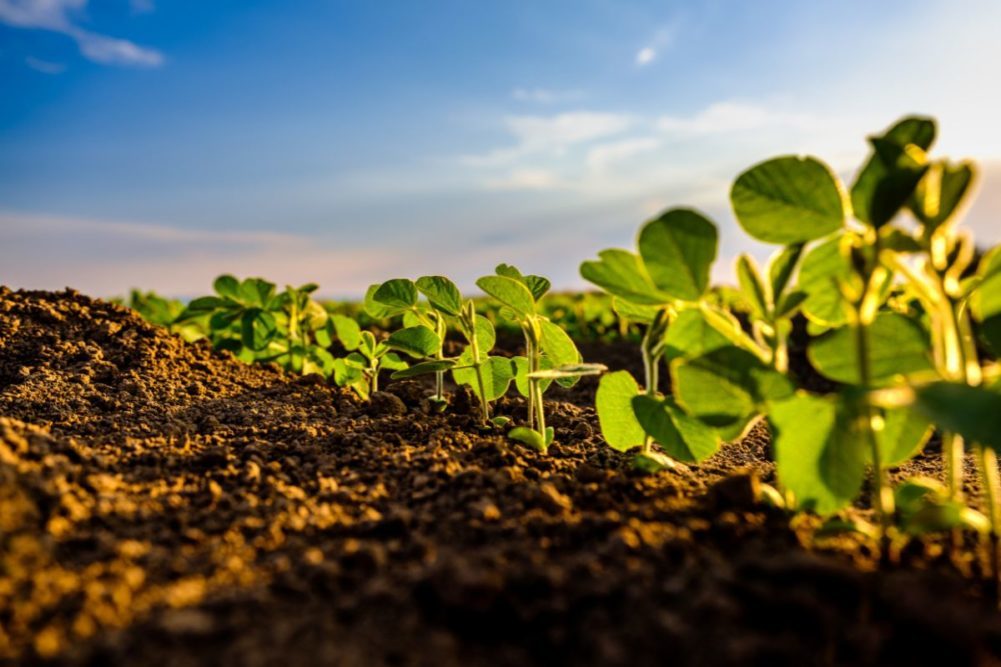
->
<box><xmin>2</xmin><ymin>286</ymin><xmax>1001</xmax><ymax>667</ymax></box>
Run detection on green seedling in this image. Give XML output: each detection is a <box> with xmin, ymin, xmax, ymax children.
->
<box><xmin>477</xmin><ymin>264</ymin><xmax>604</xmax><ymax>452</ymax></box>
<box><xmin>371</xmin><ymin>276</ymin><xmax>514</xmax><ymax>424</ymax></box>
<box><xmin>125</xmin><ymin>289</ymin><xmax>205</xmax><ymax>342</ymax></box>
<box><xmin>328</xmin><ymin>313</ymin><xmax>407</xmax><ymax>399</ymax></box>
<box><xmin>581</xmin><ymin>208</ymin><xmax>765</xmax><ymax>471</ymax></box>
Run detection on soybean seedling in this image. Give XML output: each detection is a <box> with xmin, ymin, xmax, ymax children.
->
<box><xmin>581</xmin><ymin>208</ymin><xmax>767</xmax><ymax>471</ymax></box>
<box><xmin>328</xmin><ymin>312</ymin><xmax>408</xmax><ymax>400</ymax></box>
<box><xmin>476</xmin><ymin>264</ymin><xmax>604</xmax><ymax>452</ymax></box>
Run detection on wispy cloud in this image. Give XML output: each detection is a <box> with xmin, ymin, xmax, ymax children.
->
<box><xmin>635</xmin><ymin>24</ymin><xmax>677</xmax><ymax>67</ymax></box>
<box><xmin>461</xmin><ymin>111</ymin><xmax>633</xmax><ymax>167</ymax></box>
<box><xmin>0</xmin><ymin>0</ymin><xmax>163</xmax><ymax>67</ymax></box>
<box><xmin>484</xmin><ymin>168</ymin><xmax>568</xmax><ymax>191</ymax></box>
<box><xmin>511</xmin><ymin>87</ymin><xmax>584</xmax><ymax>104</ymax></box>
<box><xmin>586</xmin><ymin>137</ymin><xmax>660</xmax><ymax>172</ymax></box>
<box><xmin>25</xmin><ymin>55</ymin><xmax>65</xmax><ymax>73</ymax></box>
<box><xmin>657</xmin><ymin>102</ymin><xmax>822</xmax><ymax>136</ymax></box>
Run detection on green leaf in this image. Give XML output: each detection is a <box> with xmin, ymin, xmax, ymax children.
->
<box><xmin>452</xmin><ymin>356</ymin><xmax>515</xmax><ymax>402</ymax></box>
<box><xmin>612</xmin><ymin>297</ymin><xmax>661</xmax><ymax>325</ymax></box>
<box><xmin>878</xmin><ymin>406</ymin><xmax>932</xmax><ymax>466</ymax></box>
<box><xmin>363</xmin><ymin>284</ymin><xmax>396</xmax><ymax>319</ymax></box>
<box><xmin>476</xmin><ymin>275</ymin><xmax>536</xmax><ymax>317</ymax></box>
<box><xmin>851</xmin><ymin>116</ymin><xmax>936</xmax><ymax>228</ymax></box>
<box><xmin>807</xmin><ymin>312</ymin><xmax>932</xmax><ymax>385</ymax></box>
<box><xmin>213</xmin><ymin>275</ymin><xmax>241</xmax><ymax>301</ymax></box>
<box><xmin>512</xmin><ymin>356</ymin><xmax>553</xmax><ymax>397</ymax></box>
<box><xmin>208</xmin><ymin>309</ymin><xmax>240</xmax><ymax>331</ymax></box>
<box><xmin>373</xmin><ymin>279</ymin><xmax>419</xmax><ymax>311</ymax></box>
<box><xmin>524</xmin><ymin>276</ymin><xmax>551</xmax><ymax>302</ymax></box>
<box><xmin>386</xmin><ymin>325</ymin><xmax>441</xmax><ymax>359</ymax></box>
<box><xmin>631</xmin><ymin>395</ymin><xmax>719</xmax><ymax>463</ymax></box>
<box><xmin>580</xmin><ymin>249</ymin><xmax>670</xmax><ymax>305</ymax></box>
<box><xmin>913</xmin><ymin>382</ymin><xmax>1001</xmax><ymax>449</ymax></box>
<box><xmin>769</xmin><ymin>394</ymin><xmax>866</xmax><ymax>515</ymax></box>
<box><xmin>595</xmin><ymin>371</ymin><xmax>646</xmax><ymax>452</ymax></box>
<box><xmin>241</xmin><ymin>308</ymin><xmax>278</xmax><ymax>351</ymax></box>
<box><xmin>775</xmin><ymin>291</ymin><xmax>808</xmax><ymax>319</ymax></box>
<box><xmin>416</xmin><ymin>276</ymin><xmax>463</xmax><ymax>316</ymax></box>
<box><xmin>972</xmin><ymin>255</ymin><xmax>1001</xmax><ymax>355</ymax></box>
<box><xmin>538</xmin><ymin>319</ymin><xmax>580</xmax><ymax>367</ymax></box>
<box><xmin>180</xmin><ymin>295</ymin><xmax>225</xmax><ymax>317</ymax></box>
<box><xmin>508</xmin><ymin>426</ymin><xmax>548</xmax><ymax>452</ymax></box>
<box><xmin>662</xmin><ymin>308</ymin><xmax>732</xmax><ymax>361</ymax></box>
<box><xmin>798</xmin><ymin>237</ymin><xmax>850</xmax><ymax>327</ymax></box>
<box><xmin>330</xmin><ymin>314</ymin><xmax>362</xmax><ymax>351</ymax></box>
<box><xmin>239</xmin><ymin>278</ymin><xmax>276</xmax><ymax>308</ymax></box>
<box><xmin>736</xmin><ymin>254</ymin><xmax>769</xmax><ymax>319</ymax></box>
<box><xmin>768</xmin><ymin>244</ymin><xmax>804</xmax><ymax>303</ymax></box>
<box><xmin>382</xmin><ymin>351</ymin><xmax>408</xmax><ymax>371</ymax></box>
<box><xmin>391</xmin><ymin>359</ymin><xmax>457</xmax><ymax>379</ymax></box>
<box><xmin>731</xmin><ymin>156</ymin><xmax>845</xmax><ymax>244</ymax></box>
<box><xmin>637</xmin><ymin>208</ymin><xmax>718</xmax><ymax>301</ymax></box>
<box><xmin>671</xmin><ymin>346</ymin><xmax>794</xmax><ymax>428</ymax></box>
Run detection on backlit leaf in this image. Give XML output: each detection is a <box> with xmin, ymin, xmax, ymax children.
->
<box><xmin>638</xmin><ymin>208</ymin><xmax>718</xmax><ymax>301</ymax></box>
<box><xmin>595</xmin><ymin>371</ymin><xmax>646</xmax><ymax>452</ymax></box>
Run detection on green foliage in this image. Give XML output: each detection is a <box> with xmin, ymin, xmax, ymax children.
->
<box><xmin>731</xmin><ymin>155</ymin><xmax>846</xmax><ymax>244</ymax></box>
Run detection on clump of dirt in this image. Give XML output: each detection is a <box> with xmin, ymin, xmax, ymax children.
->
<box><xmin>1</xmin><ymin>286</ymin><xmax>1000</xmax><ymax>667</ymax></box>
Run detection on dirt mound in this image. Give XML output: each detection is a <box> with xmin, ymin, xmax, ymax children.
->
<box><xmin>1</xmin><ymin>288</ymin><xmax>1000</xmax><ymax>666</ymax></box>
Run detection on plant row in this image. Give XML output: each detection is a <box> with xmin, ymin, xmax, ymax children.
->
<box><xmin>134</xmin><ymin>115</ymin><xmax>1001</xmax><ymax>568</ymax></box>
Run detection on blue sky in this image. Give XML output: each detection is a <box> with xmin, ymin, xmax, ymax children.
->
<box><xmin>2</xmin><ymin>0</ymin><xmax>1000</xmax><ymax>297</ymax></box>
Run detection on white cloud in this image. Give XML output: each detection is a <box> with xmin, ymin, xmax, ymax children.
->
<box><xmin>511</xmin><ymin>87</ymin><xmax>584</xmax><ymax>104</ymax></box>
<box><xmin>657</xmin><ymin>102</ymin><xmax>822</xmax><ymax>136</ymax></box>
<box><xmin>635</xmin><ymin>24</ymin><xmax>677</xmax><ymax>67</ymax></box>
<box><xmin>0</xmin><ymin>0</ymin><xmax>163</xmax><ymax>67</ymax></box>
<box><xmin>635</xmin><ymin>47</ymin><xmax>655</xmax><ymax>66</ymax></box>
<box><xmin>586</xmin><ymin>137</ymin><xmax>660</xmax><ymax>172</ymax></box>
<box><xmin>461</xmin><ymin>111</ymin><xmax>633</xmax><ymax>167</ymax></box>
<box><xmin>484</xmin><ymin>168</ymin><xmax>567</xmax><ymax>191</ymax></box>
<box><xmin>25</xmin><ymin>55</ymin><xmax>65</xmax><ymax>73</ymax></box>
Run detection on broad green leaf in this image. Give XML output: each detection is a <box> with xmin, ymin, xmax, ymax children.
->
<box><xmin>416</xmin><ymin>276</ymin><xmax>462</xmax><ymax>316</ymax></box>
<box><xmin>373</xmin><ymin>279</ymin><xmax>419</xmax><ymax>311</ymax></box>
<box><xmin>538</xmin><ymin>319</ymin><xmax>581</xmax><ymax>367</ymax></box>
<box><xmin>798</xmin><ymin>237</ymin><xmax>850</xmax><ymax>327</ymax></box>
<box><xmin>209</xmin><ymin>309</ymin><xmax>240</xmax><ymax>331</ymax></box>
<box><xmin>495</xmin><ymin>263</ymin><xmax>525</xmax><ymax>281</ymax></box>
<box><xmin>391</xmin><ymin>359</ymin><xmax>457</xmax><ymax>379</ymax></box>
<box><xmin>612</xmin><ymin>297</ymin><xmax>661</xmax><ymax>324</ymax></box>
<box><xmin>460</xmin><ymin>313</ymin><xmax>496</xmax><ymax>355</ymax></box>
<box><xmin>359</xmin><ymin>331</ymin><xmax>378</xmax><ymax>358</ymax></box>
<box><xmin>331</xmin><ymin>314</ymin><xmax>362</xmax><ymax>350</ymax></box>
<box><xmin>594</xmin><ymin>371</ymin><xmax>646</xmax><ymax>452</ymax></box>
<box><xmin>524</xmin><ymin>275</ymin><xmax>551</xmax><ymax>302</ymax></box>
<box><xmin>476</xmin><ymin>275</ymin><xmax>536</xmax><ymax>317</ymax></box>
<box><xmin>382</xmin><ymin>351</ymin><xmax>408</xmax><ymax>371</ymax></box>
<box><xmin>972</xmin><ymin>256</ymin><xmax>1001</xmax><ymax>354</ymax></box>
<box><xmin>580</xmin><ymin>249</ymin><xmax>669</xmax><ymax>305</ymax></box>
<box><xmin>186</xmin><ymin>296</ymin><xmax>225</xmax><ymax>313</ymax></box>
<box><xmin>241</xmin><ymin>308</ymin><xmax>278</xmax><ymax>351</ymax></box>
<box><xmin>508</xmin><ymin>426</ymin><xmax>548</xmax><ymax>452</ymax></box>
<box><xmin>851</xmin><ymin>116</ymin><xmax>936</xmax><ymax>228</ymax></box>
<box><xmin>913</xmin><ymin>382</ymin><xmax>1001</xmax><ymax>449</ymax></box>
<box><xmin>631</xmin><ymin>395</ymin><xmax>719</xmax><ymax>463</ymax></box>
<box><xmin>512</xmin><ymin>356</ymin><xmax>553</xmax><ymax>397</ymax></box>
<box><xmin>362</xmin><ymin>284</ymin><xmax>395</xmax><ymax>319</ymax></box>
<box><xmin>768</xmin><ymin>244</ymin><xmax>804</xmax><ymax>303</ymax></box>
<box><xmin>213</xmin><ymin>275</ymin><xmax>241</xmax><ymax>301</ymax></box>
<box><xmin>240</xmin><ymin>278</ymin><xmax>276</xmax><ymax>308</ymax></box>
<box><xmin>662</xmin><ymin>309</ymin><xmax>731</xmax><ymax>361</ymax></box>
<box><xmin>769</xmin><ymin>394</ymin><xmax>866</xmax><ymax>515</ymax></box>
<box><xmin>386</xmin><ymin>325</ymin><xmax>441</xmax><ymax>359</ymax></box>
<box><xmin>452</xmin><ymin>356</ymin><xmax>514</xmax><ymax>401</ymax></box>
<box><xmin>736</xmin><ymin>254</ymin><xmax>769</xmax><ymax>319</ymax></box>
<box><xmin>807</xmin><ymin>312</ymin><xmax>932</xmax><ymax>385</ymax></box>
<box><xmin>671</xmin><ymin>346</ymin><xmax>794</xmax><ymax>427</ymax></box>
<box><xmin>878</xmin><ymin>406</ymin><xmax>932</xmax><ymax>466</ymax></box>
<box><xmin>775</xmin><ymin>291</ymin><xmax>808</xmax><ymax>319</ymax></box>
<box><xmin>731</xmin><ymin>156</ymin><xmax>845</xmax><ymax>244</ymax></box>
<box><xmin>638</xmin><ymin>208</ymin><xmax>718</xmax><ymax>301</ymax></box>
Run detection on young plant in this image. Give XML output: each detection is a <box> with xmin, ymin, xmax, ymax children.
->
<box><xmin>369</xmin><ymin>276</ymin><xmax>514</xmax><ymax>423</ymax></box>
<box><xmin>581</xmin><ymin>208</ymin><xmax>765</xmax><ymax>471</ymax></box>
<box><xmin>328</xmin><ymin>313</ymin><xmax>408</xmax><ymax>400</ymax></box>
<box><xmin>476</xmin><ymin>264</ymin><xmax>604</xmax><ymax>452</ymax></box>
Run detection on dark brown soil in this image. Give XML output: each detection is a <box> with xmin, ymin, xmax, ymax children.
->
<box><xmin>2</xmin><ymin>287</ymin><xmax>1001</xmax><ymax>666</ymax></box>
